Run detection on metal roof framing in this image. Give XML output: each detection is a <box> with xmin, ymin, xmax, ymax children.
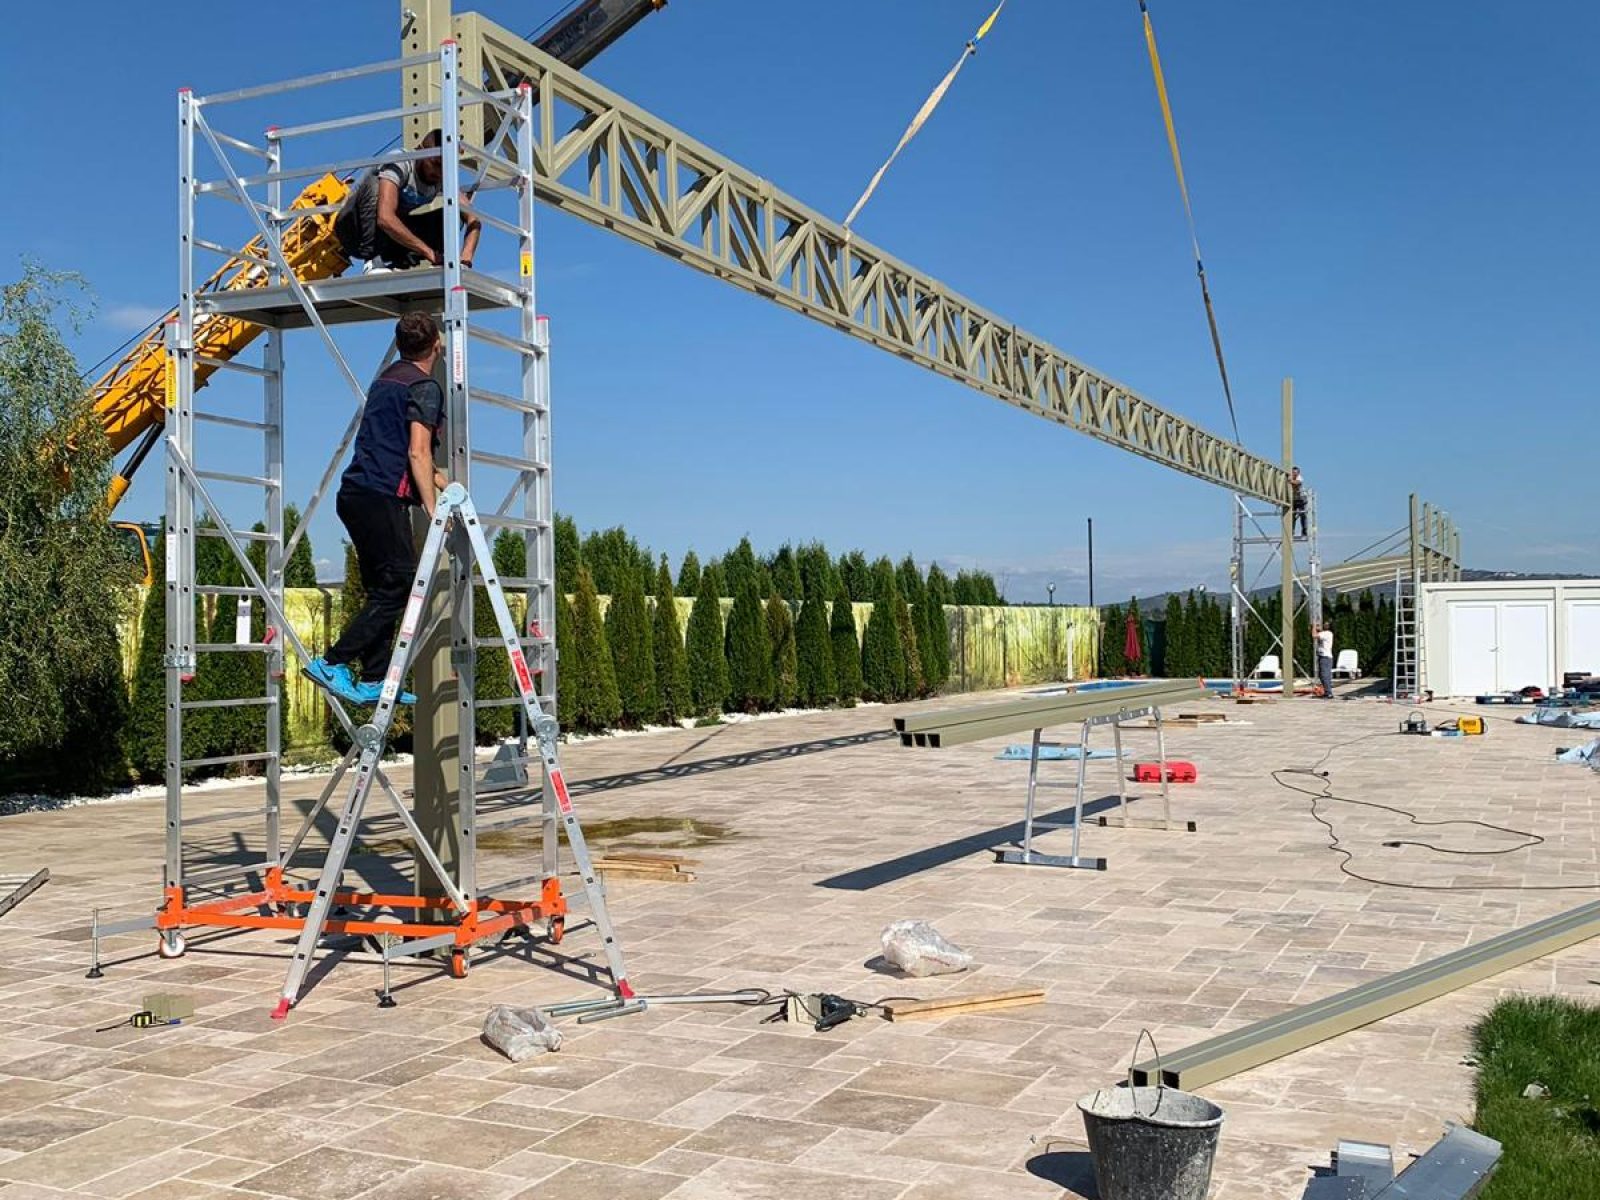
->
<box><xmin>1133</xmin><ymin>899</ymin><xmax>1600</xmax><ymax>1090</ymax></box>
<box><xmin>449</xmin><ymin>10</ymin><xmax>1290</xmax><ymax>503</ymax></box>
<box><xmin>894</xmin><ymin>681</ymin><xmax>1208</xmax><ymax>748</ymax></box>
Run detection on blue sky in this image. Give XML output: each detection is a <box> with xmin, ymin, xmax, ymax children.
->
<box><xmin>3</xmin><ymin>1</ymin><xmax>1594</xmax><ymax>599</ymax></box>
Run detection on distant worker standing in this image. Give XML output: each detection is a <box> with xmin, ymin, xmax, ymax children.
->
<box><xmin>334</xmin><ymin>130</ymin><xmax>481</xmax><ymax>272</ymax></box>
<box><xmin>1314</xmin><ymin>622</ymin><xmax>1335</xmax><ymax>700</ymax></box>
<box><xmin>1289</xmin><ymin>466</ymin><xmax>1308</xmax><ymax>538</ymax></box>
<box><xmin>306</xmin><ymin>314</ymin><xmax>447</xmax><ymax>704</ymax></box>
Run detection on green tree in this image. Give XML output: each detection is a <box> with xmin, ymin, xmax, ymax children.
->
<box><xmin>124</xmin><ymin>536</ymin><xmax>169</xmax><ymax>781</ymax></box>
<box><xmin>723</xmin><ymin>536</ymin><xmax>761</xmax><ymax>598</ymax></box>
<box><xmin>568</xmin><ymin>565</ymin><xmax>620</xmax><ymax>732</ymax></box>
<box><xmin>582</xmin><ymin>525</ymin><xmax>652</xmax><ymax>596</ymax></box>
<box><xmin>837</xmin><ymin>549</ymin><xmax>872</xmax><ymax>601</ymax></box>
<box><xmin>194</xmin><ymin>556</ymin><xmax>264</xmax><ymax>769</ymax></box>
<box><xmin>652</xmin><ymin>557</ymin><xmax>691</xmax><ymax>724</ymax></box>
<box><xmin>829</xmin><ymin>578</ymin><xmax>863</xmax><ymax>705</ymax></box>
<box><xmin>766</xmin><ymin>594</ymin><xmax>799</xmax><ymax>708</ymax></box>
<box><xmin>916</xmin><ymin>576</ymin><xmax>950</xmax><ymax>691</ymax></box>
<box><xmin>702</xmin><ymin>559</ymin><xmax>726</xmax><ymax>598</ymax></box>
<box><xmin>0</xmin><ymin>266</ymin><xmax>129</xmax><ymax>790</ymax></box>
<box><xmin>724</xmin><ymin>579</ymin><xmax>773</xmax><ymax>712</ymax></box>
<box><xmin>555</xmin><ymin>589</ymin><xmax>578</xmax><ymax>729</ymax></box>
<box><xmin>926</xmin><ymin>562</ymin><xmax>953</xmax><ymax>609</ymax></box>
<box><xmin>1101</xmin><ymin>603</ymin><xmax>1127</xmax><ymax>676</ymax></box>
<box><xmin>898</xmin><ymin>555</ymin><xmax>942</xmax><ymax>693</ymax></box>
<box><xmin>1161</xmin><ymin>593</ymin><xmax>1185</xmax><ymax>677</ymax></box>
<box><xmin>686</xmin><ymin>570</ymin><xmax>728</xmax><ymax>715</ymax></box>
<box><xmin>795</xmin><ymin>589</ymin><xmax>836</xmax><ymax>706</ymax></box>
<box><xmin>676</xmin><ymin>549</ymin><xmax>702</xmax><ymax>597</ymax></box>
<box><xmin>554</xmin><ymin>512</ymin><xmax>581</xmax><ymax>596</ymax></box>
<box><xmin>895</xmin><ymin>592</ymin><xmax>925</xmax><ymax>697</ymax></box>
<box><xmin>283</xmin><ymin>505</ymin><xmax>316</xmax><ymax>587</ymax></box>
<box><xmin>861</xmin><ymin>561</ymin><xmax>907</xmax><ymax>701</ymax></box>
<box><xmin>472</xmin><ymin>587</ymin><xmax>516</xmax><ymax>743</ymax></box>
<box><xmin>797</xmin><ymin>541</ymin><xmax>837</xmax><ymax>601</ymax></box>
<box><xmin>952</xmin><ymin>569</ymin><xmax>1003</xmax><ymax>606</ymax></box>
<box><xmin>492</xmin><ymin>528</ymin><xmax>525</xmax><ymax>578</ymax></box>
<box><xmin>605</xmin><ymin>567</ymin><xmax>656</xmax><ymax>728</ymax></box>
<box><xmin>769</xmin><ymin>544</ymin><xmax>803</xmax><ymax>605</ymax></box>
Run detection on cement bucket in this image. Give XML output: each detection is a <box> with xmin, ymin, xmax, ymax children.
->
<box><xmin>1076</xmin><ymin>1034</ymin><xmax>1223</xmax><ymax>1200</ymax></box>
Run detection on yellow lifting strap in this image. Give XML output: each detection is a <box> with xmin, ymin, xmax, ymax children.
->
<box><xmin>843</xmin><ymin>1</ymin><xmax>1007</xmax><ymax>230</ymax></box>
<box><xmin>1139</xmin><ymin>0</ymin><xmax>1241</xmax><ymax>444</ymax></box>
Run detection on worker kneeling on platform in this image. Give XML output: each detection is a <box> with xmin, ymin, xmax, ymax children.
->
<box><xmin>306</xmin><ymin>314</ymin><xmax>447</xmax><ymax>705</ymax></box>
<box><xmin>334</xmin><ymin>130</ymin><xmax>481</xmax><ymax>273</ymax></box>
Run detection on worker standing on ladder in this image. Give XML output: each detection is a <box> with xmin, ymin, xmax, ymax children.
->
<box><xmin>334</xmin><ymin>131</ymin><xmax>481</xmax><ymax>273</ymax></box>
<box><xmin>306</xmin><ymin>314</ymin><xmax>447</xmax><ymax>704</ymax></box>
<box><xmin>1290</xmin><ymin>466</ymin><xmax>1308</xmax><ymax>538</ymax></box>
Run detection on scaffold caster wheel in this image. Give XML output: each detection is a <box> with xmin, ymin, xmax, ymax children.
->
<box><xmin>157</xmin><ymin>931</ymin><xmax>187</xmax><ymax>959</ymax></box>
<box><xmin>448</xmin><ymin>950</ymin><xmax>469</xmax><ymax>980</ymax></box>
<box><xmin>547</xmin><ymin>917</ymin><xmax>564</xmax><ymax>945</ymax></box>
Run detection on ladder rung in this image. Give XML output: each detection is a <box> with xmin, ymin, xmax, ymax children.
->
<box><xmin>194</xmin><ymin>643</ymin><xmax>274</xmax><ymax>653</ymax></box>
<box><xmin>468</xmin><ymin>325</ymin><xmax>543</xmax><ymax>357</ymax></box>
<box><xmin>181</xmin><ymin>805</ymin><xmax>269</xmax><ymax>825</ymax></box>
<box><xmin>470</xmin><ymin>449</ymin><xmax>549</xmax><ymax>473</ymax></box>
<box><xmin>196</xmin><ymin>585</ymin><xmax>267</xmax><ymax>597</ymax></box>
<box><xmin>182</xmin><ymin>696</ymin><xmax>277</xmax><ymax>710</ymax></box>
<box><xmin>473</xmin><ymin>636</ymin><xmax>550</xmax><ymax>648</ymax></box>
<box><xmin>195</xmin><ymin>411</ymin><xmax>272</xmax><ymax>432</ymax></box>
<box><xmin>470</xmin><ymin>386</ymin><xmax>546</xmax><ymax>415</ymax></box>
<box><xmin>181</xmin><ymin>860</ymin><xmax>274</xmax><ymax>886</ymax></box>
<box><xmin>477</xmin><ymin>514</ymin><xmax>552</xmax><ymax>532</ymax></box>
<box><xmin>196</xmin><ymin>469</ymin><xmax>277</xmax><ymax>488</ymax></box>
<box><xmin>197</xmin><ymin>527</ymin><xmax>275</xmax><ymax>541</ymax></box>
<box><xmin>493</xmin><ymin>577</ymin><xmax>552</xmax><ymax>590</ymax></box>
<box><xmin>473</xmin><ymin>696</ymin><xmax>538</xmax><ymax>709</ymax></box>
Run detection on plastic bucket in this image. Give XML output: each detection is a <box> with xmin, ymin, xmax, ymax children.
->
<box><xmin>1077</xmin><ymin>1084</ymin><xmax>1224</xmax><ymax>1200</ymax></box>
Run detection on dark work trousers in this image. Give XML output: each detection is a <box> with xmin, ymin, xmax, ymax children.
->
<box><xmin>374</xmin><ymin>209</ymin><xmax>446</xmax><ymax>268</ymax></box>
<box><xmin>1318</xmin><ymin>654</ymin><xmax>1335</xmax><ymax>699</ymax></box>
<box><xmin>1293</xmin><ymin>503</ymin><xmax>1308</xmax><ymax>538</ymax></box>
<box><xmin>327</xmin><ymin>486</ymin><xmax>418</xmax><ymax>682</ymax></box>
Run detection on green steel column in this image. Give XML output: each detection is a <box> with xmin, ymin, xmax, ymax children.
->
<box><xmin>1281</xmin><ymin>379</ymin><xmax>1295</xmax><ymax>699</ymax></box>
<box><xmin>406</xmin><ymin>0</ymin><xmax>460</xmax><ymax>911</ymax></box>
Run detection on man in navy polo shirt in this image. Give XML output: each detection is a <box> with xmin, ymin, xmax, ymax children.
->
<box><xmin>306</xmin><ymin>313</ymin><xmax>446</xmax><ymax>704</ymax></box>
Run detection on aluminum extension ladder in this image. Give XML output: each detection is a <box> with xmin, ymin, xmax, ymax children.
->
<box><xmin>272</xmin><ymin>483</ymin><xmax>633</xmax><ymax>1018</ymax></box>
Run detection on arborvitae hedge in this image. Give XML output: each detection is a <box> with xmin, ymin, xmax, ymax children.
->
<box><xmin>830</xmin><ymin>578</ymin><xmax>863</xmax><ymax>705</ymax></box>
<box><xmin>895</xmin><ymin>593</ymin><xmax>925</xmax><ymax>698</ymax></box>
<box><xmin>701</xmin><ymin>560</ymin><xmax>726</xmax><ymax>599</ymax></box>
<box><xmin>124</xmin><ymin>537</ymin><xmax>169</xmax><ymax>781</ymax></box>
<box><xmin>555</xmin><ymin>589</ymin><xmax>578</xmax><ymax>729</ymax></box>
<box><xmin>1101</xmin><ymin>602</ymin><xmax>1127</xmax><ymax>676</ymax></box>
<box><xmin>797</xmin><ymin>542</ymin><xmax>837</xmax><ymax>602</ymax></box>
<box><xmin>766</xmin><ymin>594</ymin><xmax>798</xmax><ymax>709</ymax></box>
<box><xmin>196</xmin><ymin>559</ymin><xmax>265</xmax><ymax>769</ymax></box>
<box><xmin>492</xmin><ymin>528</ymin><xmax>524</xmax><ymax>578</ymax></box>
<box><xmin>652</xmin><ymin>558</ymin><xmax>691</xmax><ymax>724</ymax></box>
<box><xmin>915</xmin><ymin>581</ymin><xmax>949</xmax><ymax>691</ymax></box>
<box><xmin>686</xmin><ymin>570</ymin><xmax>728</xmax><ymax>716</ymax></box>
<box><xmin>838</xmin><ymin>550</ymin><xmax>872</xmax><ymax>601</ymax></box>
<box><xmin>769</xmin><ymin>545</ymin><xmax>803</xmax><ymax>606</ymax></box>
<box><xmin>568</xmin><ymin>566</ymin><xmax>620</xmax><ymax>732</ymax></box>
<box><xmin>861</xmin><ymin>562</ymin><xmax>906</xmax><ymax>701</ymax></box>
<box><xmin>723</xmin><ymin>537</ymin><xmax>761</xmax><ymax>598</ymax></box>
<box><xmin>605</xmin><ymin>568</ymin><xmax>656</xmax><ymax>728</ymax></box>
<box><xmin>554</xmin><ymin>513</ymin><xmax>581</xmax><ymax>595</ymax></box>
<box><xmin>724</xmin><ymin>579</ymin><xmax>773</xmax><ymax>713</ymax></box>
<box><xmin>795</xmin><ymin>591</ymin><xmax>836</xmax><ymax>707</ymax></box>
<box><xmin>676</xmin><ymin>550</ymin><xmax>702</xmax><ymax>597</ymax></box>
<box><xmin>472</xmin><ymin>586</ymin><xmax>516</xmax><ymax>743</ymax></box>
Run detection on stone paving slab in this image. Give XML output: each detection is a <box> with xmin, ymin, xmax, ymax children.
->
<box><xmin>1</xmin><ymin>690</ymin><xmax>1597</xmax><ymax>1199</ymax></box>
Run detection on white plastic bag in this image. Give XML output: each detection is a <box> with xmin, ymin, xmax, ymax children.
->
<box><xmin>482</xmin><ymin>1004</ymin><xmax>563</xmax><ymax>1061</ymax></box>
<box><xmin>880</xmin><ymin>920</ymin><xmax>973</xmax><ymax>977</ymax></box>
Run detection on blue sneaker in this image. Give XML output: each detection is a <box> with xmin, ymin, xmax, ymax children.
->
<box><xmin>354</xmin><ymin>678</ymin><xmax>417</xmax><ymax>706</ymax></box>
<box><xmin>304</xmin><ymin>657</ymin><xmax>364</xmax><ymax>704</ymax></box>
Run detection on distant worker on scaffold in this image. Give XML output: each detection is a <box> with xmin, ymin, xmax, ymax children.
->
<box><xmin>305</xmin><ymin>313</ymin><xmax>447</xmax><ymax>705</ymax></box>
<box><xmin>334</xmin><ymin>129</ymin><xmax>481</xmax><ymax>272</ymax></box>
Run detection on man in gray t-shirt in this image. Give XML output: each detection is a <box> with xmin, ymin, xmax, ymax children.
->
<box><xmin>335</xmin><ymin>130</ymin><xmax>482</xmax><ymax>271</ymax></box>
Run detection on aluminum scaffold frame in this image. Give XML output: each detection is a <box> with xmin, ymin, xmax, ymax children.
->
<box><xmin>1229</xmin><ymin>489</ymin><xmax>1321</xmax><ymax>694</ymax></box>
<box><xmin>88</xmin><ymin>45</ymin><xmax>613</xmax><ymax>1008</ymax></box>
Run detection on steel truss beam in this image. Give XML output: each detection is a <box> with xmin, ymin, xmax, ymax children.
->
<box><xmin>443</xmin><ymin>10</ymin><xmax>1288</xmax><ymax>503</ymax></box>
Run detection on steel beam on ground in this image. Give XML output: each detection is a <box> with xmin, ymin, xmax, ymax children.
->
<box><xmin>896</xmin><ymin>683</ymin><xmax>1207</xmax><ymax>748</ymax></box>
<box><xmin>1132</xmin><ymin>899</ymin><xmax>1600</xmax><ymax>1090</ymax></box>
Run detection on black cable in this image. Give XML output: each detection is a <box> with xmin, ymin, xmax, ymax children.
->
<box><xmin>1272</xmin><ymin>731</ymin><xmax>1599</xmax><ymax>892</ymax></box>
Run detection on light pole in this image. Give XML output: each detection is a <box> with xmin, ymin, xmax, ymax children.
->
<box><xmin>1047</xmin><ymin>582</ymin><xmax>1056</xmax><ymax>607</ymax></box>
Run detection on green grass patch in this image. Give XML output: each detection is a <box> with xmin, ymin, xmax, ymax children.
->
<box><xmin>1473</xmin><ymin>994</ymin><xmax>1600</xmax><ymax>1199</ymax></box>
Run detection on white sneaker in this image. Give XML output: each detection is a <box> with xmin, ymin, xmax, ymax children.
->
<box><xmin>361</xmin><ymin>260</ymin><xmax>396</xmax><ymax>275</ymax></box>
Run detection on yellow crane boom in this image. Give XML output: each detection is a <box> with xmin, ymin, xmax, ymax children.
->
<box><xmin>94</xmin><ymin>174</ymin><xmax>350</xmax><ymax>507</ymax></box>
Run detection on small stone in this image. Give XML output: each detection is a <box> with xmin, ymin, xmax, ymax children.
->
<box><xmin>1522</xmin><ymin>1082</ymin><xmax>1550</xmax><ymax>1100</ymax></box>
